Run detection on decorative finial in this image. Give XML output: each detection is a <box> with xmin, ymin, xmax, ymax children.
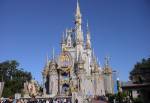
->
<box><xmin>46</xmin><ymin>53</ymin><xmax>49</xmax><ymax>63</ymax></box>
<box><xmin>62</xmin><ymin>32</ymin><xmax>65</xmax><ymax>43</ymax></box>
<box><xmin>86</xmin><ymin>20</ymin><xmax>91</xmax><ymax>49</ymax></box>
<box><xmin>76</xmin><ymin>0</ymin><xmax>81</xmax><ymax>17</ymax></box>
<box><xmin>92</xmin><ymin>48</ymin><xmax>95</xmax><ymax>57</ymax></box>
<box><xmin>105</xmin><ymin>56</ymin><xmax>110</xmax><ymax>67</ymax></box>
<box><xmin>99</xmin><ymin>61</ymin><xmax>101</xmax><ymax>67</ymax></box>
<box><xmin>52</xmin><ymin>48</ymin><xmax>55</xmax><ymax>60</ymax></box>
<box><xmin>97</xmin><ymin>57</ymin><xmax>99</xmax><ymax>62</ymax></box>
<box><xmin>63</xmin><ymin>32</ymin><xmax>65</xmax><ymax>39</ymax></box>
<box><xmin>45</xmin><ymin>53</ymin><xmax>49</xmax><ymax>66</ymax></box>
<box><xmin>87</xmin><ymin>20</ymin><xmax>88</xmax><ymax>26</ymax></box>
<box><xmin>87</xmin><ymin>20</ymin><xmax>89</xmax><ymax>30</ymax></box>
<box><xmin>86</xmin><ymin>20</ymin><xmax>89</xmax><ymax>31</ymax></box>
<box><xmin>65</xmin><ymin>28</ymin><xmax>68</xmax><ymax>38</ymax></box>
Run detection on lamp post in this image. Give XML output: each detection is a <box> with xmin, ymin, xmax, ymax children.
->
<box><xmin>117</xmin><ymin>77</ymin><xmax>122</xmax><ymax>93</ymax></box>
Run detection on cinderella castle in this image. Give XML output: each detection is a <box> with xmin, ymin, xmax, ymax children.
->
<box><xmin>42</xmin><ymin>1</ymin><xmax>114</xmax><ymax>101</ymax></box>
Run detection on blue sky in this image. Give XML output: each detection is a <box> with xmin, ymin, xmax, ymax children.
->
<box><xmin>0</xmin><ymin>0</ymin><xmax>150</xmax><ymax>83</ymax></box>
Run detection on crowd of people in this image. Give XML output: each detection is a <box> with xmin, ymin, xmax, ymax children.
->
<box><xmin>0</xmin><ymin>95</ymin><xmax>110</xmax><ymax>103</ymax></box>
<box><xmin>0</xmin><ymin>96</ymin><xmax>72</xmax><ymax>103</ymax></box>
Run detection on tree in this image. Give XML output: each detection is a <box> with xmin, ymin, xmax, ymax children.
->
<box><xmin>0</xmin><ymin>60</ymin><xmax>32</xmax><ymax>97</ymax></box>
<box><xmin>130</xmin><ymin>58</ymin><xmax>150</xmax><ymax>83</ymax></box>
<box><xmin>130</xmin><ymin>57</ymin><xmax>150</xmax><ymax>103</ymax></box>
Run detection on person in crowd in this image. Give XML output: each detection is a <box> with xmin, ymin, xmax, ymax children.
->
<box><xmin>0</xmin><ymin>98</ymin><xmax>2</xmax><ymax>103</ymax></box>
<box><xmin>5</xmin><ymin>96</ymin><xmax>13</xmax><ymax>103</ymax></box>
<box><xmin>45</xmin><ymin>99</ymin><xmax>49</xmax><ymax>103</ymax></box>
<box><xmin>75</xmin><ymin>98</ymin><xmax>78</xmax><ymax>103</ymax></box>
<box><xmin>29</xmin><ymin>95</ymin><xmax>37</xmax><ymax>103</ymax></box>
<box><xmin>16</xmin><ymin>99</ymin><xmax>21</xmax><ymax>103</ymax></box>
<box><xmin>23</xmin><ymin>99</ymin><xmax>28</xmax><ymax>103</ymax></box>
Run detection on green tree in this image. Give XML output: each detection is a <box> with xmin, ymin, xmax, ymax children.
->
<box><xmin>130</xmin><ymin>58</ymin><xmax>150</xmax><ymax>83</ymax></box>
<box><xmin>0</xmin><ymin>60</ymin><xmax>32</xmax><ymax>97</ymax></box>
<box><xmin>106</xmin><ymin>92</ymin><xmax>127</xmax><ymax>103</ymax></box>
<box><xmin>130</xmin><ymin>57</ymin><xmax>150</xmax><ymax>103</ymax></box>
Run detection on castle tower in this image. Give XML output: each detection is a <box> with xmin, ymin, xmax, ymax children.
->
<box><xmin>48</xmin><ymin>49</ymin><xmax>58</xmax><ymax>95</ymax></box>
<box><xmin>61</xmin><ymin>32</ymin><xmax>66</xmax><ymax>51</ymax></box>
<box><xmin>85</xmin><ymin>22</ymin><xmax>92</xmax><ymax>75</ymax></box>
<box><xmin>42</xmin><ymin>54</ymin><xmax>50</xmax><ymax>96</ymax></box>
<box><xmin>75</xmin><ymin>0</ymin><xmax>83</xmax><ymax>44</ymax></box>
<box><xmin>77</xmin><ymin>52</ymin><xmax>85</xmax><ymax>94</ymax></box>
<box><xmin>86</xmin><ymin>22</ymin><xmax>91</xmax><ymax>50</ymax></box>
<box><xmin>103</xmin><ymin>56</ymin><xmax>114</xmax><ymax>94</ymax></box>
<box><xmin>75</xmin><ymin>0</ymin><xmax>84</xmax><ymax>61</ymax></box>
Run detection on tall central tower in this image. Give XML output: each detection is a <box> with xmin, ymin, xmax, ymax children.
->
<box><xmin>75</xmin><ymin>0</ymin><xmax>84</xmax><ymax>61</ymax></box>
<box><xmin>75</xmin><ymin>0</ymin><xmax>83</xmax><ymax>44</ymax></box>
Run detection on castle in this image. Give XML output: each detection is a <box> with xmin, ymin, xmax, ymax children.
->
<box><xmin>42</xmin><ymin>1</ymin><xmax>114</xmax><ymax>101</ymax></box>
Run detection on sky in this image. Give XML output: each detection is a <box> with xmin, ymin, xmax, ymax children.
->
<box><xmin>0</xmin><ymin>0</ymin><xmax>150</xmax><ymax>83</ymax></box>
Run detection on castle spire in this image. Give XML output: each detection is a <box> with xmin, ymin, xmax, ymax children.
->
<box><xmin>105</xmin><ymin>56</ymin><xmax>110</xmax><ymax>68</ymax></box>
<box><xmin>75</xmin><ymin>0</ymin><xmax>83</xmax><ymax>45</ymax></box>
<box><xmin>46</xmin><ymin>53</ymin><xmax>49</xmax><ymax>64</ymax></box>
<box><xmin>45</xmin><ymin>53</ymin><xmax>49</xmax><ymax>67</ymax></box>
<box><xmin>61</xmin><ymin>32</ymin><xmax>65</xmax><ymax>44</ymax></box>
<box><xmin>86</xmin><ymin>21</ymin><xmax>91</xmax><ymax>49</ymax></box>
<box><xmin>92</xmin><ymin>48</ymin><xmax>95</xmax><ymax>57</ymax></box>
<box><xmin>76</xmin><ymin>0</ymin><xmax>81</xmax><ymax>18</ymax></box>
<box><xmin>52</xmin><ymin>48</ymin><xmax>55</xmax><ymax>60</ymax></box>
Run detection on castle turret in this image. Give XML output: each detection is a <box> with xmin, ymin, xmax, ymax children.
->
<box><xmin>75</xmin><ymin>0</ymin><xmax>83</xmax><ymax>44</ymax></box>
<box><xmin>86</xmin><ymin>22</ymin><xmax>92</xmax><ymax>74</ymax></box>
<box><xmin>42</xmin><ymin>54</ymin><xmax>50</xmax><ymax>95</ymax></box>
<box><xmin>49</xmin><ymin>48</ymin><xmax>57</xmax><ymax>73</ymax></box>
<box><xmin>75</xmin><ymin>0</ymin><xmax>82</xmax><ymax>35</ymax></box>
<box><xmin>86</xmin><ymin>22</ymin><xmax>91</xmax><ymax>50</ymax></box>
<box><xmin>48</xmin><ymin>48</ymin><xmax>58</xmax><ymax>95</ymax></box>
<box><xmin>75</xmin><ymin>0</ymin><xmax>84</xmax><ymax>61</ymax></box>
<box><xmin>103</xmin><ymin>56</ymin><xmax>113</xmax><ymax>94</ymax></box>
<box><xmin>61</xmin><ymin>32</ymin><xmax>66</xmax><ymax>51</ymax></box>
